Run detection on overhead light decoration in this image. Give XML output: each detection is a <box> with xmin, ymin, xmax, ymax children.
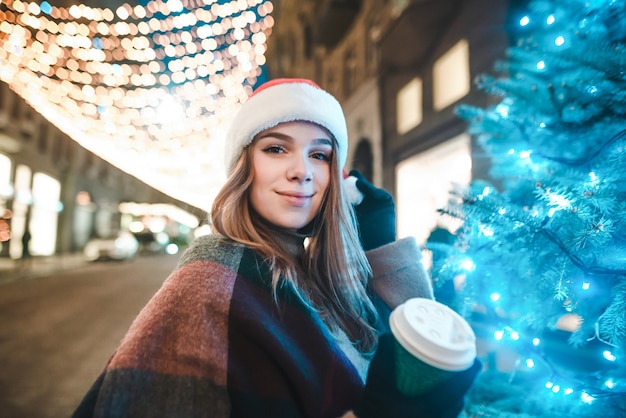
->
<box><xmin>0</xmin><ymin>0</ymin><xmax>275</xmax><ymax>211</ymax></box>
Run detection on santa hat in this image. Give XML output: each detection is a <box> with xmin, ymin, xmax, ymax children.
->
<box><xmin>224</xmin><ymin>78</ymin><xmax>348</xmax><ymax>175</ymax></box>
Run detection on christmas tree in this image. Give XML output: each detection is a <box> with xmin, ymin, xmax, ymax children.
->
<box><xmin>429</xmin><ymin>0</ymin><xmax>626</xmax><ymax>416</ymax></box>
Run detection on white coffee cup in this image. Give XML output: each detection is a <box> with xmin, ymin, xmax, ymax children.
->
<box><xmin>389</xmin><ymin>298</ymin><xmax>477</xmax><ymax>395</ymax></box>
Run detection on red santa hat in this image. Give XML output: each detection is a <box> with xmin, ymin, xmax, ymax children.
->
<box><xmin>224</xmin><ymin>78</ymin><xmax>348</xmax><ymax>175</ymax></box>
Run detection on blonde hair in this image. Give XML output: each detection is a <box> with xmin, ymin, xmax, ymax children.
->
<box><xmin>211</xmin><ymin>134</ymin><xmax>379</xmax><ymax>354</ymax></box>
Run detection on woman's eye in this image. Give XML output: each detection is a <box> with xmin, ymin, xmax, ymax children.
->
<box><xmin>310</xmin><ymin>151</ymin><xmax>331</xmax><ymax>161</ymax></box>
<box><xmin>263</xmin><ymin>145</ymin><xmax>284</xmax><ymax>154</ymax></box>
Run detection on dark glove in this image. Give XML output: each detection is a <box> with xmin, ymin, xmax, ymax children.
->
<box><xmin>354</xmin><ymin>334</ymin><xmax>482</xmax><ymax>418</ymax></box>
<box><xmin>349</xmin><ymin>170</ymin><xmax>396</xmax><ymax>251</ymax></box>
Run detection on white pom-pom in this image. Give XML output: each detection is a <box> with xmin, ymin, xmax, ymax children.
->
<box><xmin>344</xmin><ymin>175</ymin><xmax>364</xmax><ymax>205</ymax></box>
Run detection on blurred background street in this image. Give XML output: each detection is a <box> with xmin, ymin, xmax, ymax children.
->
<box><xmin>0</xmin><ymin>253</ymin><xmax>179</xmax><ymax>418</ymax></box>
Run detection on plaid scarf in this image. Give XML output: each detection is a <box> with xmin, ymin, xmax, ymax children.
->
<box><xmin>72</xmin><ymin>234</ymin><xmax>365</xmax><ymax>418</ymax></box>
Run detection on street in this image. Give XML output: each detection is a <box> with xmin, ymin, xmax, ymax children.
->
<box><xmin>0</xmin><ymin>253</ymin><xmax>181</xmax><ymax>418</ymax></box>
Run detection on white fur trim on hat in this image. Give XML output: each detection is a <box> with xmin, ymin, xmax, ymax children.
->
<box><xmin>225</xmin><ymin>78</ymin><xmax>348</xmax><ymax>175</ymax></box>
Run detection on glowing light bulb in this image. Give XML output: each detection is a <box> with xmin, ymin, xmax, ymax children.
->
<box><xmin>564</xmin><ymin>388</ymin><xmax>574</xmax><ymax>395</ymax></box>
<box><xmin>548</xmin><ymin>193</ymin><xmax>571</xmax><ymax>209</ymax></box>
<box><xmin>510</xmin><ymin>331</ymin><xmax>520</xmax><ymax>340</ymax></box>
<box><xmin>532</xmin><ymin>338</ymin><xmax>541</xmax><ymax>346</ymax></box>
<box><xmin>156</xmin><ymin>95</ymin><xmax>185</xmax><ymax>124</ymax></box>
<box><xmin>525</xmin><ymin>358</ymin><xmax>535</xmax><ymax>368</ymax></box>
<box><xmin>547</xmin><ymin>15</ymin><xmax>555</xmax><ymax>25</ymax></box>
<box><xmin>520</xmin><ymin>16</ymin><xmax>530</xmax><ymax>26</ymax></box>
<box><xmin>603</xmin><ymin>350</ymin><xmax>616</xmax><ymax>361</ymax></box>
<box><xmin>604</xmin><ymin>379</ymin><xmax>616</xmax><ymax>389</ymax></box>
<box><xmin>496</xmin><ymin>103</ymin><xmax>509</xmax><ymax>117</ymax></box>
<box><xmin>494</xmin><ymin>330</ymin><xmax>505</xmax><ymax>340</ymax></box>
<box><xmin>479</xmin><ymin>224</ymin><xmax>494</xmax><ymax>237</ymax></box>
<box><xmin>490</xmin><ymin>293</ymin><xmax>501</xmax><ymax>302</ymax></box>
<box><xmin>167</xmin><ymin>0</ymin><xmax>184</xmax><ymax>13</ymax></box>
<box><xmin>582</xmin><ymin>282</ymin><xmax>590</xmax><ymax>290</ymax></box>
<box><xmin>111</xmin><ymin>64</ymin><xmax>123</xmax><ymax>76</ymax></box>
<box><xmin>555</xmin><ymin>35</ymin><xmax>565</xmax><ymax>46</ymax></box>
<box><xmin>581</xmin><ymin>391</ymin><xmax>595</xmax><ymax>404</ymax></box>
<box><xmin>519</xmin><ymin>150</ymin><xmax>531</xmax><ymax>159</ymax></box>
<box><xmin>545</xmin><ymin>381</ymin><xmax>554</xmax><ymax>389</ymax></box>
<box><xmin>536</xmin><ymin>60</ymin><xmax>546</xmax><ymax>70</ymax></box>
<box><xmin>460</xmin><ymin>258</ymin><xmax>475</xmax><ymax>272</ymax></box>
<box><xmin>41</xmin><ymin>1</ymin><xmax>52</xmax><ymax>14</ymax></box>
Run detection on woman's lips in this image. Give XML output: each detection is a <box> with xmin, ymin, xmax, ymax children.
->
<box><xmin>278</xmin><ymin>192</ymin><xmax>312</xmax><ymax>207</ymax></box>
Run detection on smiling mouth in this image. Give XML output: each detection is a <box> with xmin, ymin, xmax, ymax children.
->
<box><xmin>278</xmin><ymin>192</ymin><xmax>313</xmax><ymax>206</ymax></box>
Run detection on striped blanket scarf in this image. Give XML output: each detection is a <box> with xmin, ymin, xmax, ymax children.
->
<box><xmin>72</xmin><ymin>234</ymin><xmax>433</xmax><ymax>418</ymax></box>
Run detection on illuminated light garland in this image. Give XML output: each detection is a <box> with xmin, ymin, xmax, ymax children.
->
<box><xmin>0</xmin><ymin>0</ymin><xmax>275</xmax><ymax>210</ymax></box>
<box><xmin>485</xmin><ymin>320</ymin><xmax>624</xmax><ymax>403</ymax></box>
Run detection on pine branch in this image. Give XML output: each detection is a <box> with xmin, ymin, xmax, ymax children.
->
<box><xmin>534</xmin><ymin>128</ymin><xmax>626</xmax><ymax>167</ymax></box>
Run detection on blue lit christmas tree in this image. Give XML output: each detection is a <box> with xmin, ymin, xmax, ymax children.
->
<box><xmin>429</xmin><ymin>0</ymin><xmax>626</xmax><ymax>416</ymax></box>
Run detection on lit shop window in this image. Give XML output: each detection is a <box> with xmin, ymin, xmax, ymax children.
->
<box><xmin>396</xmin><ymin>77</ymin><xmax>423</xmax><ymax>135</ymax></box>
<box><xmin>9</xmin><ymin>164</ymin><xmax>32</xmax><ymax>259</ymax></box>
<box><xmin>396</xmin><ymin>133</ymin><xmax>471</xmax><ymax>245</ymax></box>
<box><xmin>0</xmin><ymin>153</ymin><xmax>12</xmax><ymax>203</ymax></box>
<box><xmin>30</xmin><ymin>173</ymin><xmax>62</xmax><ymax>256</ymax></box>
<box><xmin>433</xmin><ymin>39</ymin><xmax>470</xmax><ymax>111</ymax></box>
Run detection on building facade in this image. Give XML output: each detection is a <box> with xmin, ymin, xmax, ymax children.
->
<box><xmin>267</xmin><ymin>0</ymin><xmax>525</xmax><ymax>244</ymax></box>
<box><xmin>266</xmin><ymin>0</ymin><xmax>402</xmax><ymax>186</ymax></box>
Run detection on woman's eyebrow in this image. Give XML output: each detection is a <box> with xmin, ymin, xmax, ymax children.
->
<box><xmin>313</xmin><ymin>138</ymin><xmax>333</xmax><ymax>147</ymax></box>
<box><xmin>256</xmin><ymin>131</ymin><xmax>291</xmax><ymax>141</ymax></box>
<box><xmin>256</xmin><ymin>132</ymin><xmax>333</xmax><ymax>147</ymax></box>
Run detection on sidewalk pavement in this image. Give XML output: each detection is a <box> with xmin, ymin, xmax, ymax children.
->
<box><xmin>0</xmin><ymin>253</ymin><xmax>89</xmax><ymax>284</ymax></box>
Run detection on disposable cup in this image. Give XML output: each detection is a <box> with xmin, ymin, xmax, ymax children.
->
<box><xmin>389</xmin><ymin>298</ymin><xmax>477</xmax><ymax>396</ymax></box>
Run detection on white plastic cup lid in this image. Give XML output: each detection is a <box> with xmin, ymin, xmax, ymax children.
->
<box><xmin>389</xmin><ymin>298</ymin><xmax>476</xmax><ymax>371</ymax></box>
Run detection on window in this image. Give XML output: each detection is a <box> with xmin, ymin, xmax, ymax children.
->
<box><xmin>9</xmin><ymin>165</ymin><xmax>32</xmax><ymax>259</ymax></box>
<box><xmin>0</xmin><ymin>153</ymin><xmax>12</xmax><ymax>201</ymax></box>
<box><xmin>30</xmin><ymin>172</ymin><xmax>61</xmax><ymax>255</ymax></box>
<box><xmin>433</xmin><ymin>39</ymin><xmax>470</xmax><ymax>111</ymax></box>
<box><xmin>366</xmin><ymin>16</ymin><xmax>381</xmax><ymax>75</ymax></box>
<box><xmin>303</xmin><ymin>24</ymin><xmax>313</xmax><ymax>60</ymax></box>
<box><xmin>326</xmin><ymin>68</ymin><xmax>336</xmax><ymax>94</ymax></box>
<box><xmin>396</xmin><ymin>77</ymin><xmax>422</xmax><ymax>135</ymax></box>
<box><xmin>352</xmin><ymin>139</ymin><xmax>373</xmax><ymax>182</ymax></box>
<box><xmin>315</xmin><ymin>57</ymin><xmax>323</xmax><ymax>85</ymax></box>
<box><xmin>395</xmin><ymin>133</ymin><xmax>472</xmax><ymax>245</ymax></box>
<box><xmin>343</xmin><ymin>48</ymin><xmax>357</xmax><ymax>98</ymax></box>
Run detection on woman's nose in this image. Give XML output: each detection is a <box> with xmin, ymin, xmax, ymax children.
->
<box><xmin>287</xmin><ymin>154</ymin><xmax>312</xmax><ymax>182</ymax></box>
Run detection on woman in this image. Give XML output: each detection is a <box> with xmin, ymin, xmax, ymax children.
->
<box><xmin>73</xmin><ymin>78</ymin><xmax>479</xmax><ymax>418</ymax></box>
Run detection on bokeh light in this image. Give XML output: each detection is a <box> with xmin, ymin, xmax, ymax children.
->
<box><xmin>0</xmin><ymin>0</ymin><xmax>275</xmax><ymax>210</ymax></box>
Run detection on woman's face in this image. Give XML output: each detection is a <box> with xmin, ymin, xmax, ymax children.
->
<box><xmin>250</xmin><ymin>121</ymin><xmax>333</xmax><ymax>230</ymax></box>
